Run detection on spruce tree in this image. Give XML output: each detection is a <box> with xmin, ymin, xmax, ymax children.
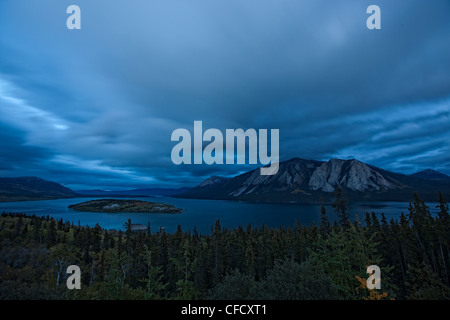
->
<box><xmin>331</xmin><ymin>187</ymin><xmax>349</xmax><ymax>229</ymax></box>
<box><xmin>319</xmin><ymin>204</ymin><xmax>331</xmax><ymax>236</ymax></box>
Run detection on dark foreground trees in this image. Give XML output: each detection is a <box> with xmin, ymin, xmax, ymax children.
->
<box><xmin>0</xmin><ymin>192</ymin><xmax>449</xmax><ymax>300</ymax></box>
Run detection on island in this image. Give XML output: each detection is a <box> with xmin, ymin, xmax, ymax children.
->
<box><xmin>68</xmin><ymin>199</ymin><xmax>182</xmax><ymax>214</ymax></box>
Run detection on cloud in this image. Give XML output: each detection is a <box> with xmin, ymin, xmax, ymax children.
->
<box><xmin>0</xmin><ymin>0</ymin><xmax>449</xmax><ymax>188</ymax></box>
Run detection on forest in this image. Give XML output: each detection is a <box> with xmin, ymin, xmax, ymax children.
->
<box><xmin>0</xmin><ymin>190</ymin><xmax>449</xmax><ymax>300</ymax></box>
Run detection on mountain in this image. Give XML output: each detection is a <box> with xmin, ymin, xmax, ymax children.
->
<box><xmin>176</xmin><ymin>158</ymin><xmax>450</xmax><ymax>203</ymax></box>
<box><xmin>198</xmin><ymin>176</ymin><xmax>230</xmax><ymax>187</ymax></box>
<box><xmin>75</xmin><ymin>187</ymin><xmax>191</xmax><ymax>197</ymax></box>
<box><xmin>0</xmin><ymin>176</ymin><xmax>190</xmax><ymax>202</ymax></box>
<box><xmin>0</xmin><ymin>176</ymin><xmax>77</xmax><ymax>202</ymax></box>
<box><xmin>410</xmin><ymin>169</ymin><xmax>450</xmax><ymax>181</ymax></box>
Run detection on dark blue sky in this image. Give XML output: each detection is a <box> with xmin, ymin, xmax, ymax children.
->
<box><xmin>0</xmin><ymin>0</ymin><xmax>449</xmax><ymax>190</ymax></box>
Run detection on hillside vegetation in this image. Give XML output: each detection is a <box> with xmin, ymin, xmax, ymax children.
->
<box><xmin>0</xmin><ymin>191</ymin><xmax>449</xmax><ymax>300</ymax></box>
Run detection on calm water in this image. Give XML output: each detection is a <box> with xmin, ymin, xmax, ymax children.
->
<box><xmin>0</xmin><ymin>197</ymin><xmax>440</xmax><ymax>234</ymax></box>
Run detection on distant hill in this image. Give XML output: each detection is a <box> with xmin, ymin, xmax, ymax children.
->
<box><xmin>176</xmin><ymin>158</ymin><xmax>450</xmax><ymax>203</ymax></box>
<box><xmin>75</xmin><ymin>187</ymin><xmax>191</xmax><ymax>197</ymax></box>
<box><xmin>3</xmin><ymin>161</ymin><xmax>449</xmax><ymax>204</ymax></box>
<box><xmin>0</xmin><ymin>175</ymin><xmax>191</xmax><ymax>202</ymax></box>
<box><xmin>0</xmin><ymin>176</ymin><xmax>77</xmax><ymax>202</ymax></box>
<box><xmin>410</xmin><ymin>169</ymin><xmax>450</xmax><ymax>181</ymax></box>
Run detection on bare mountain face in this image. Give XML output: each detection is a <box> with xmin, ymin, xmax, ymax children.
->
<box><xmin>176</xmin><ymin>158</ymin><xmax>450</xmax><ymax>203</ymax></box>
<box><xmin>308</xmin><ymin>159</ymin><xmax>401</xmax><ymax>192</ymax></box>
<box><xmin>198</xmin><ymin>176</ymin><xmax>230</xmax><ymax>188</ymax></box>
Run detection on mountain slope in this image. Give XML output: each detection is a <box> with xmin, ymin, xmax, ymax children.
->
<box><xmin>176</xmin><ymin>158</ymin><xmax>450</xmax><ymax>203</ymax></box>
<box><xmin>410</xmin><ymin>169</ymin><xmax>450</xmax><ymax>181</ymax></box>
<box><xmin>75</xmin><ymin>187</ymin><xmax>191</xmax><ymax>197</ymax></box>
<box><xmin>0</xmin><ymin>176</ymin><xmax>77</xmax><ymax>202</ymax></box>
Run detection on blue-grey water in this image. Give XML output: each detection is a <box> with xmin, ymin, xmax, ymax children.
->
<box><xmin>0</xmin><ymin>197</ymin><xmax>441</xmax><ymax>234</ymax></box>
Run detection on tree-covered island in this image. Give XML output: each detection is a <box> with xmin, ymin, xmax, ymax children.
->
<box><xmin>68</xmin><ymin>199</ymin><xmax>182</xmax><ymax>214</ymax></box>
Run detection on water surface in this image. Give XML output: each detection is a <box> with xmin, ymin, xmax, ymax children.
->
<box><xmin>0</xmin><ymin>197</ymin><xmax>440</xmax><ymax>234</ymax></box>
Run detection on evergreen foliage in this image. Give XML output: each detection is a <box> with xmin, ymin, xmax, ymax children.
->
<box><xmin>0</xmin><ymin>192</ymin><xmax>449</xmax><ymax>300</ymax></box>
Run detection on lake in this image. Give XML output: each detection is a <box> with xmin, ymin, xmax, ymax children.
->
<box><xmin>0</xmin><ymin>197</ymin><xmax>441</xmax><ymax>234</ymax></box>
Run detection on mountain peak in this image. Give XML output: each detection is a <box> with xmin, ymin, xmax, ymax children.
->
<box><xmin>179</xmin><ymin>157</ymin><xmax>413</xmax><ymax>202</ymax></box>
<box><xmin>308</xmin><ymin>158</ymin><xmax>399</xmax><ymax>192</ymax></box>
<box><xmin>176</xmin><ymin>157</ymin><xmax>450</xmax><ymax>203</ymax></box>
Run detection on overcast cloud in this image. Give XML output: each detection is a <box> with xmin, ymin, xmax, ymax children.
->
<box><xmin>0</xmin><ymin>0</ymin><xmax>449</xmax><ymax>189</ymax></box>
